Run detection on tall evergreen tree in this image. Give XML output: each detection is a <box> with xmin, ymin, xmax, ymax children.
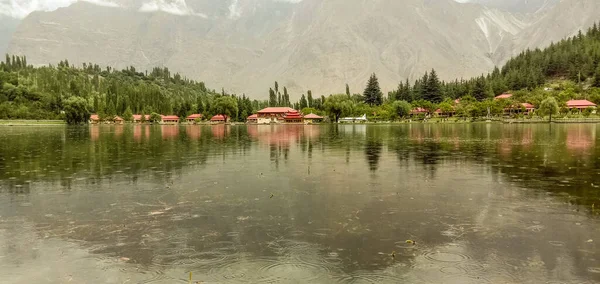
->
<box><xmin>299</xmin><ymin>94</ymin><xmax>308</xmax><ymax>109</ymax></box>
<box><xmin>363</xmin><ymin>73</ymin><xmax>383</xmax><ymax>106</ymax></box>
<box><xmin>307</xmin><ymin>90</ymin><xmax>313</xmax><ymax>107</ymax></box>
<box><xmin>346</xmin><ymin>84</ymin><xmax>350</xmax><ymax>96</ymax></box>
<box><xmin>269</xmin><ymin>88</ymin><xmax>277</xmax><ymax>107</ymax></box>
<box><xmin>425</xmin><ymin>69</ymin><xmax>442</xmax><ymax>103</ymax></box>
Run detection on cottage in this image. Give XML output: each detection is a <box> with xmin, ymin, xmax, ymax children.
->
<box><xmin>133</xmin><ymin>114</ymin><xmax>150</xmax><ymax>123</ymax></box>
<box><xmin>256</xmin><ymin>107</ymin><xmax>296</xmax><ymax>124</ymax></box>
<box><xmin>434</xmin><ymin>108</ymin><xmax>455</xmax><ymax>117</ymax></box>
<box><xmin>210</xmin><ymin>114</ymin><xmax>227</xmax><ymax>123</ymax></box>
<box><xmin>90</xmin><ymin>114</ymin><xmax>100</xmax><ymax>124</ymax></box>
<box><xmin>186</xmin><ymin>114</ymin><xmax>203</xmax><ymax>123</ymax></box>
<box><xmin>410</xmin><ymin>108</ymin><xmax>429</xmax><ymax>116</ymax></box>
<box><xmin>495</xmin><ymin>93</ymin><xmax>513</xmax><ymax>100</ymax></box>
<box><xmin>283</xmin><ymin>110</ymin><xmax>303</xmax><ymax>123</ymax></box>
<box><xmin>114</xmin><ymin>116</ymin><xmax>124</xmax><ymax>124</ymax></box>
<box><xmin>303</xmin><ymin>113</ymin><xmax>323</xmax><ymax>124</ymax></box>
<box><xmin>505</xmin><ymin>103</ymin><xmax>535</xmax><ymax>115</ymax></box>
<box><xmin>246</xmin><ymin>114</ymin><xmax>258</xmax><ymax>123</ymax></box>
<box><xmin>566</xmin><ymin>100</ymin><xmax>596</xmax><ymax>111</ymax></box>
<box><xmin>161</xmin><ymin>115</ymin><xmax>180</xmax><ymax>124</ymax></box>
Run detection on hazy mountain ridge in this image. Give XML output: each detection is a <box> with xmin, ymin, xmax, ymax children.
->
<box><xmin>6</xmin><ymin>0</ymin><xmax>597</xmax><ymax>98</ymax></box>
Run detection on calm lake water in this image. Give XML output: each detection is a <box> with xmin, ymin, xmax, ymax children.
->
<box><xmin>0</xmin><ymin>124</ymin><xmax>600</xmax><ymax>283</ymax></box>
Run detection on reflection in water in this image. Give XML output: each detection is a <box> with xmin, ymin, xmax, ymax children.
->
<box><xmin>0</xmin><ymin>124</ymin><xmax>599</xmax><ymax>283</ymax></box>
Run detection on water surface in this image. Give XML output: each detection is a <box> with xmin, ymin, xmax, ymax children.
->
<box><xmin>0</xmin><ymin>124</ymin><xmax>599</xmax><ymax>283</ymax></box>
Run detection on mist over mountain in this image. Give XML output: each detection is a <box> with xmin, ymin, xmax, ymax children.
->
<box><xmin>4</xmin><ymin>0</ymin><xmax>599</xmax><ymax>98</ymax></box>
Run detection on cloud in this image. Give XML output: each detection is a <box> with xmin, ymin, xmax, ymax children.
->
<box><xmin>139</xmin><ymin>0</ymin><xmax>206</xmax><ymax>17</ymax></box>
<box><xmin>0</xmin><ymin>0</ymin><xmax>120</xmax><ymax>19</ymax></box>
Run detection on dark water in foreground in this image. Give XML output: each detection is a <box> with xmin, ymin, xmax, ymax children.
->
<box><xmin>0</xmin><ymin>124</ymin><xmax>600</xmax><ymax>283</ymax></box>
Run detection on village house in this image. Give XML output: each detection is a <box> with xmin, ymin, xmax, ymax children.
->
<box><xmin>114</xmin><ymin>116</ymin><xmax>124</xmax><ymax>124</ymax></box>
<box><xmin>133</xmin><ymin>114</ymin><xmax>150</xmax><ymax>123</ymax></box>
<box><xmin>210</xmin><ymin>114</ymin><xmax>227</xmax><ymax>123</ymax></box>
<box><xmin>246</xmin><ymin>114</ymin><xmax>258</xmax><ymax>123</ymax></box>
<box><xmin>410</xmin><ymin>107</ymin><xmax>429</xmax><ymax>116</ymax></box>
<box><xmin>90</xmin><ymin>114</ymin><xmax>100</xmax><ymax>124</ymax></box>
<box><xmin>256</xmin><ymin>107</ymin><xmax>296</xmax><ymax>124</ymax></box>
<box><xmin>566</xmin><ymin>100</ymin><xmax>596</xmax><ymax>111</ymax></box>
<box><xmin>505</xmin><ymin>103</ymin><xmax>535</xmax><ymax>116</ymax></box>
<box><xmin>186</xmin><ymin>114</ymin><xmax>203</xmax><ymax>123</ymax></box>
<box><xmin>161</xmin><ymin>115</ymin><xmax>180</xmax><ymax>124</ymax></box>
<box><xmin>303</xmin><ymin>113</ymin><xmax>323</xmax><ymax>124</ymax></box>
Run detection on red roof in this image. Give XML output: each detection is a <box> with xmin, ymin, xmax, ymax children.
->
<box><xmin>434</xmin><ymin>109</ymin><xmax>442</xmax><ymax>114</ymax></box>
<box><xmin>211</xmin><ymin>114</ymin><xmax>227</xmax><ymax>121</ymax></box>
<box><xmin>410</xmin><ymin>107</ymin><xmax>428</xmax><ymax>114</ymax></box>
<box><xmin>186</xmin><ymin>114</ymin><xmax>203</xmax><ymax>119</ymax></box>
<box><xmin>521</xmin><ymin>103</ymin><xmax>535</xmax><ymax>109</ymax></box>
<box><xmin>284</xmin><ymin>110</ymin><xmax>303</xmax><ymax>120</ymax></box>
<box><xmin>90</xmin><ymin>114</ymin><xmax>99</xmax><ymax>121</ymax></box>
<box><xmin>114</xmin><ymin>116</ymin><xmax>123</xmax><ymax>121</ymax></box>
<box><xmin>247</xmin><ymin>114</ymin><xmax>258</xmax><ymax>119</ymax></box>
<box><xmin>161</xmin><ymin>115</ymin><xmax>180</xmax><ymax>121</ymax></box>
<box><xmin>257</xmin><ymin>107</ymin><xmax>296</xmax><ymax>114</ymax></box>
<box><xmin>495</xmin><ymin>93</ymin><xmax>513</xmax><ymax>99</ymax></box>
<box><xmin>303</xmin><ymin>113</ymin><xmax>323</xmax><ymax>119</ymax></box>
<box><xmin>133</xmin><ymin>114</ymin><xmax>150</xmax><ymax>121</ymax></box>
<box><xmin>566</xmin><ymin>100</ymin><xmax>596</xmax><ymax>108</ymax></box>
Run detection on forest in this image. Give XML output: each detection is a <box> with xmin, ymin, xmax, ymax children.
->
<box><xmin>1</xmin><ymin>22</ymin><xmax>600</xmax><ymax>123</ymax></box>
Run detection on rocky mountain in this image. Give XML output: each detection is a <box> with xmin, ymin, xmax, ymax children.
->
<box><xmin>0</xmin><ymin>15</ymin><xmax>20</xmax><ymax>56</ymax></box>
<box><xmin>462</xmin><ymin>0</ymin><xmax>560</xmax><ymax>13</ymax></box>
<box><xmin>5</xmin><ymin>0</ymin><xmax>599</xmax><ymax>98</ymax></box>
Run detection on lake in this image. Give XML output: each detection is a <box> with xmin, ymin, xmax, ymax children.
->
<box><xmin>0</xmin><ymin>123</ymin><xmax>599</xmax><ymax>283</ymax></box>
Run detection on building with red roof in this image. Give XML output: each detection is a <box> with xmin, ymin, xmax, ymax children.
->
<box><xmin>90</xmin><ymin>114</ymin><xmax>100</xmax><ymax>124</ymax></box>
<box><xmin>210</xmin><ymin>114</ymin><xmax>227</xmax><ymax>123</ymax></box>
<box><xmin>495</xmin><ymin>93</ymin><xmax>513</xmax><ymax>100</ymax></box>
<box><xmin>410</xmin><ymin>107</ymin><xmax>429</xmax><ymax>115</ymax></box>
<box><xmin>566</xmin><ymin>100</ymin><xmax>596</xmax><ymax>110</ymax></box>
<box><xmin>161</xmin><ymin>115</ymin><xmax>180</xmax><ymax>124</ymax></box>
<box><xmin>284</xmin><ymin>110</ymin><xmax>303</xmax><ymax>123</ymax></box>
<box><xmin>186</xmin><ymin>114</ymin><xmax>203</xmax><ymax>123</ymax></box>
<box><xmin>303</xmin><ymin>113</ymin><xmax>323</xmax><ymax>124</ymax></box>
<box><xmin>114</xmin><ymin>116</ymin><xmax>124</xmax><ymax>124</ymax></box>
<box><xmin>246</xmin><ymin>114</ymin><xmax>258</xmax><ymax>123</ymax></box>
<box><xmin>133</xmin><ymin>114</ymin><xmax>150</xmax><ymax>123</ymax></box>
<box><xmin>256</xmin><ymin>107</ymin><xmax>297</xmax><ymax>124</ymax></box>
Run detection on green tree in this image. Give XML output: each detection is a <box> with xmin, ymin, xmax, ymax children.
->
<box><xmin>213</xmin><ymin>96</ymin><xmax>238</xmax><ymax>121</ymax></box>
<box><xmin>363</xmin><ymin>73</ymin><xmax>383</xmax><ymax>106</ymax></box>
<box><xmin>538</xmin><ymin>96</ymin><xmax>559</xmax><ymax>122</ymax></box>
<box><xmin>424</xmin><ymin>69</ymin><xmax>442</xmax><ymax>103</ymax></box>
<box><xmin>123</xmin><ymin>106</ymin><xmax>133</xmax><ymax>122</ymax></box>
<box><xmin>593</xmin><ymin>64</ymin><xmax>600</xmax><ymax>87</ymax></box>
<box><xmin>324</xmin><ymin>94</ymin><xmax>354</xmax><ymax>123</ymax></box>
<box><xmin>438</xmin><ymin>101</ymin><xmax>454</xmax><ymax>116</ymax></box>
<box><xmin>307</xmin><ymin>90</ymin><xmax>313</xmax><ymax>108</ymax></box>
<box><xmin>299</xmin><ymin>94</ymin><xmax>308</xmax><ymax>109</ymax></box>
<box><xmin>63</xmin><ymin>96</ymin><xmax>90</xmax><ymax>124</ymax></box>
<box><xmin>269</xmin><ymin>88</ymin><xmax>277</xmax><ymax>107</ymax></box>
<box><xmin>346</xmin><ymin>84</ymin><xmax>350</xmax><ymax>96</ymax></box>
<box><xmin>391</xmin><ymin>100</ymin><xmax>412</xmax><ymax>119</ymax></box>
<box><xmin>149</xmin><ymin>112</ymin><xmax>162</xmax><ymax>123</ymax></box>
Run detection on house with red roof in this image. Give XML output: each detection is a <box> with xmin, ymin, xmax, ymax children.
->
<box><xmin>186</xmin><ymin>114</ymin><xmax>203</xmax><ymax>123</ymax></box>
<box><xmin>246</xmin><ymin>114</ymin><xmax>258</xmax><ymax>123</ymax></box>
<box><xmin>495</xmin><ymin>93</ymin><xmax>513</xmax><ymax>100</ymax></box>
<box><xmin>161</xmin><ymin>115</ymin><xmax>180</xmax><ymax>124</ymax></box>
<box><xmin>284</xmin><ymin>110</ymin><xmax>303</xmax><ymax>123</ymax></box>
<box><xmin>410</xmin><ymin>107</ymin><xmax>429</xmax><ymax>115</ymax></box>
<box><xmin>210</xmin><ymin>114</ymin><xmax>227</xmax><ymax>123</ymax></box>
<box><xmin>303</xmin><ymin>113</ymin><xmax>323</xmax><ymax>124</ymax></box>
<box><xmin>90</xmin><ymin>114</ymin><xmax>100</xmax><ymax>124</ymax></box>
<box><xmin>566</xmin><ymin>100</ymin><xmax>596</xmax><ymax>111</ymax></box>
<box><xmin>256</xmin><ymin>107</ymin><xmax>296</xmax><ymax>124</ymax></box>
<box><xmin>133</xmin><ymin>114</ymin><xmax>150</xmax><ymax>123</ymax></box>
<box><xmin>114</xmin><ymin>116</ymin><xmax>124</xmax><ymax>124</ymax></box>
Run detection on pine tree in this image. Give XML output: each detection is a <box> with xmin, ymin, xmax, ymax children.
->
<box><xmin>283</xmin><ymin>87</ymin><xmax>290</xmax><ymax>106</ymax></box>
<box><xmin>307</xmin><ymin>90</ymin><xmax>313</xmax><ymax>107</ymax></box>
<box><xmin>425</xmin><ymin>69</ymin><xmax>442</xmax><ymax>103</ymax></box>
<box><xmin>473</xmin><ymin>76</ymin><xmax>487</xmax><ymax>101</ymax></box>
<box><xmin>277</xmin><ymin>93</ymin><xmax>282</xmax><ymax>107</ymax></box>
<box><xmin>593</xmin><ymin>64</ymin><xmax>600</xmax><ymax>87</ymax></box>
<box><xmin>363</xmin><ymin>73</ymin><xmax>383</xmax><ymax>106</ymax></box>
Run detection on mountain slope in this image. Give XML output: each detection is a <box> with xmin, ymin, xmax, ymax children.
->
<box><xmin>5</xmin><ymin>0</ymin><xmax>598</xmax><ymax>98</ymax></box>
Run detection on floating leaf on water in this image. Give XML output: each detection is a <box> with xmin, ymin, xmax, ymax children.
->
<box><xmin>406</xmin><ymin>240</ymin><xmax>415</xmax><ymax>245</ymax></box>
<box><xmin>587</xmin><ymin>239</ymin><xmax>594</xmax><ymax>243</ymax></box>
